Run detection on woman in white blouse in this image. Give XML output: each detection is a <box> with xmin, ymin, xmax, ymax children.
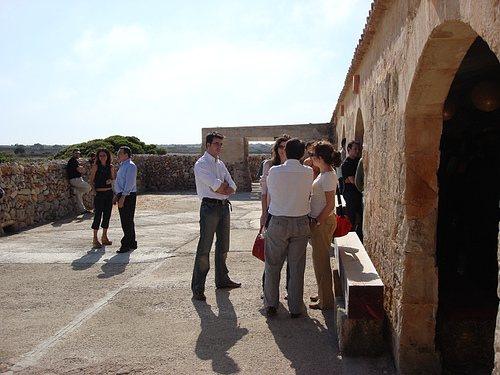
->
<box><xmin>309</xmin><ymin>141</ymin><xmax>342</xmax><ymax>309</ymax></box>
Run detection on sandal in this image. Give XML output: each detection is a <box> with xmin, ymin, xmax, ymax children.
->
<box><xmin>101</xmin><ymin>238</ymin><xmax>112</xmax><ymax>245</ymax></box>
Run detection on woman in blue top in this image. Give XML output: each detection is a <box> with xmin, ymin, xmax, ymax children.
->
<box><xmin>90</xmin><ymin>148</ymin><xmax>115</xmax><ymax>248</ymax></box>
<box><xmin>309</xmin><ymin>141</ymin><xmax>341</xmax><ymax>310</ymax></box>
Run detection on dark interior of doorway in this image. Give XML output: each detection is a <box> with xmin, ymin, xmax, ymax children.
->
<box><xmin>436</xmin><ymin>37</ymin><xmax>500</xmax><ymax>374</ymax></box>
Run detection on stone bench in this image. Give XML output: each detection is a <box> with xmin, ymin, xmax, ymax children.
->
<box><xmin>333</xmin><ymin>232</ymin><xmax>385</xmax><ymax>356</ymax></box>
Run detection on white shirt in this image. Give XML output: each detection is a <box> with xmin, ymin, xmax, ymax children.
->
<box><xmin>194</xmin><ymin>151</ymin><xmax>237</xmax><ymax>200</ymax></box>
<box><xmin>267</xmin><ymin>159</ymin><xmax>313</xmax><ymax>217</ymax></box>
<box><xmin>309</xmin><ymin>171</ymin><xmax>338</xmax><ymax>218</ymax></box>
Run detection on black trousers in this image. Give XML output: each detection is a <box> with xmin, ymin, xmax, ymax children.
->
<box><xmin>91</xmin><ymin>190</ymin><xmax>113</xmax><ymax>230</ymax></box>
<box><xmin>343</xmin><ymin>188</ymin><xmax>362</xmax><ymax>232</ymax></box>
<box><xmin>118</xmin><ymin>192</ymin><xmax>137</xmax><ymax>249</ymax></box>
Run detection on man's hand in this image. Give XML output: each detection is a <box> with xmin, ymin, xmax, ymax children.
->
<box><xmin>345</xmin><ymin>176</ymin><xmax>356</xmax><ymax>184</ymax></box>
<box><xmin>215</xmin><ymin>182</ymin><xmax>235</xmax><ymax>195</ymax></box>
<box><xmin>215</xmin><ymin>182</ymin><xmax>229</xmax><ymax>193</ymax></box>
<box><xmin>118</xmin><ymin>195</ymin><xmax>126</xmax><ymax>208</ymax></box>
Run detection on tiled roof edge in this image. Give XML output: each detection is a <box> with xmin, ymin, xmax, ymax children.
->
<box><xmin>331</xmin><ymin>0</ymin><xmax>393</xmax><ymax>122</ymax></box>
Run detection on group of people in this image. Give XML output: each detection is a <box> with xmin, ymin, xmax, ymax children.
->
<box><xmin>191</xmin><ymin>131</ymin><xmax>363</xmax><ymax>319</ymax></box>
<box><xmin>66</xmin><ymin>133</ymin><xmax>362</xmax><ymax>319</ymax></box>
<box><xmin>260</xmin><ymin>136</ymin><xmax>342</xmax><ymax>317</ymax></box>
<box><xmin>66</xmin><ymin>146</ymin><xmax>138</xmax><ymax>254</ymax></box>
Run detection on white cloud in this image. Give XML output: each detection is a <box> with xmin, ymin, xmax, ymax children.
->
<box><xmin>291</xmin><ymin>0</ymin><xmax>371</xmax><ymax>30</ymax></box>
<box><xmin>109</xmin><ymin>41</ymin><xmax>312</xmax><ymax>100</ymax></box>
<box><xmin>73</xmin><ymin>25</ymin><xmax>148</xmax><ymax>71</ymax></box>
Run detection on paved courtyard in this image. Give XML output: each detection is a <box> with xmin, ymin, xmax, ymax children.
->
<box><xmin>0</xmin><ymin>186</ymin><xmax>396</xmax><ymax>374</ymax></box>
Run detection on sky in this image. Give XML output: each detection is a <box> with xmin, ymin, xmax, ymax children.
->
<box><xmin>0</xmin><ymin>0</ymin><xmax>373</xmax><ymax>146</ymax></box>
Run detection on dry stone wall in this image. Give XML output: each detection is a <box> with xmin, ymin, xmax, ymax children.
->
<box><xmin>0</xmin><ymin>154</ymin><xmax>266</xmax><ymax>233</ymax></box>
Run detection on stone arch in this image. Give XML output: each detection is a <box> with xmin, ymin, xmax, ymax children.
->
<box><xmin>403</xmin><ymin>20</ymin><xmax>480</xmax><ymax>367</ymax></box>
<box><xmin>341</xmin><ymin>124</ymin><xmax>346</xmax><ymax>148</ymax></box>
<box><xmin>354</xmin><ymin>108</ymin><xmax>364</xmax><ymax>154</ymax></box>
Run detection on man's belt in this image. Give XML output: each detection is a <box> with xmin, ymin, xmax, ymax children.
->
<box><xmin>202</xmin><ymin>197</ymin><xmax>229</xmax><ymax>205</ymax></box>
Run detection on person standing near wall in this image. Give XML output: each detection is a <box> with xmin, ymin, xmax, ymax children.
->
<box><xmin>341</xmin><ymin>141</ymin><xmax>362</xmax><ymax>232</ymax></box>
<box><xmin>90</xmin><ymin>148</ymin><xmax>115</xmax><ymax>249</ymax></box>
<box><xmin>264</xmin><ymin>138</ymin><xmax>313</xmax><ymax>318</ymax></box>
<box><xmin>66</xmin><ymin>148</ymin><xmax>92</xmax><ymax>214</ymax></box>
<box><xmin>337</xmin><ymin>138</ymin><xmax>347</xmax><ymax>193</ymax></box>
<box><xmin>191</xmin><ymin>132</ymin><xmax>240</xmax><ymax>302</ymax></box>
<box><xmin>308</xmin><ymin>141</ymin><xmax>341</xmax><ymax>310</ymax></box>
<box><xmin>113</xmin><ymin>146</ymin><xmax>137</xmax><ymax>254</ymax></box>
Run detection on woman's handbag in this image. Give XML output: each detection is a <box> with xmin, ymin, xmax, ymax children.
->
<box><xmin>252</xmin><ymin>226</ymin><xmax>265</xmax><ymax>262</ymax></box>
<box><xmin>333</xmin><ymin>188</ymin><xmax>352</xmax><ymax>238</ymax></box>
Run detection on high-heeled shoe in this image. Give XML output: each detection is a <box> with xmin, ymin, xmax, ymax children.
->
<box><xmin>101</xmin><ymin>238</ymin><xmax>112</xmax><ymax>245</ymax></box>
<box><xmin>93</xmin><ymin>240</ymin><xmax>102</xmax><ymax>248</ymax></box>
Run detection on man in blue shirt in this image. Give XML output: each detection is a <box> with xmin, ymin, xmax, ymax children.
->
<box><xmin>113</xmin><ymin>146</ymin><xmax>137</xmax><ymax>253</ymax></box>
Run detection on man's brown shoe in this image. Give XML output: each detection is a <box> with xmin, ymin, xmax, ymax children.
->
<box><xmin>218</xmin><ymin>281</ymin><xmax>241</xmax><ymax>289</ymax></box>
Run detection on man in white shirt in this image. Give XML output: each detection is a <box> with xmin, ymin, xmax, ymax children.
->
<box><xmin>264</xmin><ymin>138</ymin><xmax>313</xmax><ymax>318</ymax></box>
<box><xmin>191</xmin><ymin>132</ymin><xmax>240</xmax><ymax>301</ymax></box>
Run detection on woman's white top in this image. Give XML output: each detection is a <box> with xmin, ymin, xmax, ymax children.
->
<box><xmin>309</xmin><ymin>170</ymin><xmax>338</xmax><ymax>218</ymax></box>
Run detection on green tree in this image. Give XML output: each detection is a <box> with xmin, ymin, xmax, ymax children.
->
<box><xmin>52</xmin><ymin>135</ymin><xmax>166</xmax><ymax>159</ymax></box>
<box><xmin>14</xmin><ymin>146</ymin><xmax>25</xmax><ymax>155</ymax></box>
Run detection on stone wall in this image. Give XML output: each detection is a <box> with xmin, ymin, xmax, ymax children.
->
<box><xmin>333</xmin><ymin>0</ymin><xmax>500</xmax><ymax>373</ymax></box>
<box><xmin>0</xmin><ymin>154</ymin><xmax>267</xmax><ymax>233</ymax></box>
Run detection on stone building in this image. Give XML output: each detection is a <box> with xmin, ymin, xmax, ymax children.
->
<box><xmin>333</xmin><ymin>0</ymin><xmax>500</xmax><ymax>373</ymax></box>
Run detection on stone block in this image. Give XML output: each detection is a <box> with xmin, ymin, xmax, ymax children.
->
<box><xmin>335</xmin><ymin>297</ymin><xmax>385</xmax><ymax>357</ymax></box>
<box><xmin>405</xmin><ymin>115</ymin><xmax>442</xmax><ymax>153</ymax></box>
<box><xmin>399</xmin><ymin>303</ymin><xmax>437</xmax><ymax>347</ymax></box>
<box><xmin>402</xmin><ymin>254</ymin><xmax>438</xmax><ymax>304</ymax></box>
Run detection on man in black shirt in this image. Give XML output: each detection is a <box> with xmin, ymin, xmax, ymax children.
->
<box><xmin>66</xmin><ymin>148</ymin><xmax>91</xmax><ymax>214</ymax></box>
<box><xmin>341</xmin><ymin>141</ymin><xmax>362</xmax><ymax>232</ymax></box>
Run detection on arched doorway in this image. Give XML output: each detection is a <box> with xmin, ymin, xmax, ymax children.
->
<box><xmin>403</xmin><ymin>21</ymin><xmax>488</xmax><ymax>372</ymax></box>
<box><xmin>435</xmin><ymin>36</ymin><xmax>500</xmax><ymax>374</ymax></box>
<box><xmin>354</xmin><ymin>108</ymin><xmax>365</xmax><ymax>152</ymax></box>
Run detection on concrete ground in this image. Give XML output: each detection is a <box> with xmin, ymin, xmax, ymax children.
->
<box><xmin>0</xmin><ymin>185</ymin><xmax>396</xmax><ymax>375</ymax></box>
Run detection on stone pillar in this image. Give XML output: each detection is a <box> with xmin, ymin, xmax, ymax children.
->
<box><xmin>220</xmin><ymin>135</ymin><xmax>251</xmax><ymax>192</ymax></box>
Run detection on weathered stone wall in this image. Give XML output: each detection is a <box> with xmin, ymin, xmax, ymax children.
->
<box><xmin>132</xmin><ymin>154</ymin><xmax>198</xmax><ymax>192</ymax></box>
<box><xmin>0</xmin><ymin>155</ymin><xmax>267</xmax><ymax>232</ymax></box>
<box><xmin>248</xmin><ymin>155</ymin><xmax>268</xmax><ymax>182</ymax></box>
<box><xmin>333</xmin><ymin>0</ymin><xmax>500</xmax><ymax>373</ymax></box>
<box><xmin>0</xmin><ymin>161</ymin><xmax>89</xmax><ymax>231</ymax></box>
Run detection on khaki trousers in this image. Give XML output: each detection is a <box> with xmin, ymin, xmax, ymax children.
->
<box><xmin>309</xmin><ymin>214</ymin><xmax>337</xmax><ymax>309</ymax></box>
